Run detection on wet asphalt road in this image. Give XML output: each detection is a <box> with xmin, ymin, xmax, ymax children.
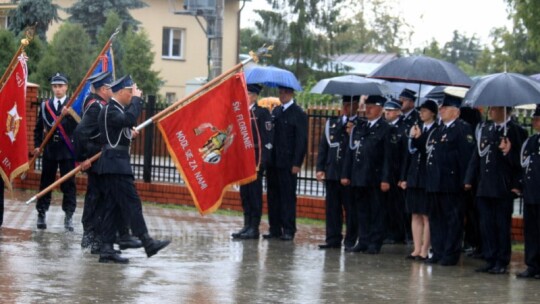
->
<box><xmin>1</xmin><ymin>191</ymin><xmax>540</xmax><ymax>304</ymax></box>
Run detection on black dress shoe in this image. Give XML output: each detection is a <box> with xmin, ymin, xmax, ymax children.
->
<box><xmin>346</xmin><ymin>244</ymin><xmax>367</xmax><ymax>253</ymax></box>
<box><xmin>262</xmin><ymin>233</ymin><xmax>280</xmax><ymax>239</ymax></box>
<box><xmin>488</xmin><ymin>266</ymin><xmax>507</xmax><ymax>274</ymax></box>
<box><xmin>99</xmin><ymin>244</ymin><xmax>128</xmax><ymax>264</ymax></box>
<box><xmin>37</xmin><ymin>212</ymin><xmax>47</xmax><ymax>230</ymax></box>
<box><xmin>318</xmin><ymin>243</ymin><xmax>341</xmax><ymax>249</ymax></box>
<box><xmin>475</xmin><ymin>263</ymin><xmax>495</xmax><ymax>273</ymax></box>
<box><xmin>239</xmin><ymin>228</ymin><xmax>260</xmax><ymax>239</ymax></box>
<box><xmin>231</xmin><ymin>226</ymin><xmax>249</xmax><ymax>239</ymax></box>
<box><xmin>424</xmin><ymin>257</ymin><xmax>439</xmax><ymax>264</ymax></box>
<box><xmin>118</xmin><ymin>235</ymin><xmax>143</xmax><ymax>250</ymax></box>
<box><xmin>143</xmin><ymin>238</ymin><xmax>171</xmax><ymax>258</ymax></box>
<box><xmin>415</xmin><ymin>256</ymin><xmax>427</xmax><ymax>261</ymax></box>
<box><xmin>516</xmin><ymin>269</ymin><xmax>538</xmax><ymax>278</ymax></box>
<box><xmin>280</xmin><ymin>234</ymin><xmax>294</xmax><ymax>241</ymax></box>
<box><xmin>405</xmin><ymin>254</ymin><xmax>418</xmax><ymax>260</ymax></box>
<box><xmin>81</xmin><ymin>231</ymin><xmax>94</xmax><ymax>249</ymax></box>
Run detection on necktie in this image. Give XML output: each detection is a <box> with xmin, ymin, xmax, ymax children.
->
<box><xmin>56</xmin><ymin>99</ymin><xmax>61</xmax><ymax>111</ymax></box>
<box><xmin>423</xmin><ymin>126</ymin><xmax>428</xmax><ymax>132</ymax></box>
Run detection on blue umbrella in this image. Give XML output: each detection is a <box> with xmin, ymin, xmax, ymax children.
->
<box><xmin>310</xmin><ymin>75</ymin><xmax>388</xmax><ymax>96</ymax></box>
<box><xmin>244</xmin><ymin>65</ymin><xmax>303</xmax><ymax>91</ymax></box>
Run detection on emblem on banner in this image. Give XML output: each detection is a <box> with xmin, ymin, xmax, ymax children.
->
<box><xmin>6</xmin><ymin>104</ymin><xmax>22</xmax><ymax>143</ymax></box>
<box><xmin>194</xmin><ymin>123</ymin><xmax>235</xmax><ymax>164</ymax></box>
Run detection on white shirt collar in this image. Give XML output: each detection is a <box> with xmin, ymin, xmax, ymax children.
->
<box><xmin>282</xmin><ymin>99</ymin><xmax>294</xmax><ymax>111</ymax></box>
<box><xmin>111</xmin><ymin>98</ymin><xmax>124</xmax><ymax>110</ymax></box>
<box><xmin>368</xmin><ymin>116</ymin><xmax>382</xmax><ymax>127</ymax></box>
<box><xmin>423</xmin><ymin>122</ymin><xmax>434</xmax><ymax>129</ymax></box>
<box><xmin>444</xmin><ymin>119</ymin><xmax>456</xmax><ymax>128</ymax></box>
<box><xmin>390</xmin><ymin>118</ymin><xmax>400</xmax><ymax>125</ymax></box>
<box><xmin>403</xmin><ymin>109</ymin><xmax>414</xmax><ymax>118</ymax></box>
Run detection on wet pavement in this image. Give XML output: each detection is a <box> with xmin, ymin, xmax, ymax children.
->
<box><xmin>1</xmin><ymin>190</ymin><xmax>540</xmax><ymax>303</ymax></box>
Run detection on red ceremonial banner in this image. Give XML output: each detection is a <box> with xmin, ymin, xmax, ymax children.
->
<box><xmin>0</xmin><ymin>55</ymin><xmax>29</xmax><ymax>188</ymax></box>
<box><xmin>157</xmin><ymin>73</ymin><xmax>257</xmax><ymax>214</ymax></box>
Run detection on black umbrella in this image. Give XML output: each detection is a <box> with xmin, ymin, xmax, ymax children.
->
<box><xmin>367</xmin><ymin>55</ymin><xmax>473</xmax><ymax>87</ymax></box>
<box><xmin>310</xmin><ymin>75</ymin><xmax>388</xmax><ymax>96</ymax></box>
<box><xmin>464</xmin><ymin>72</ymin><xmax>540</xmax><ymax>136</ymax></box>
<box><xmin>463</xmin><ymin>72</ymin><xmax>540</xmax><ymax>107</ymax></box>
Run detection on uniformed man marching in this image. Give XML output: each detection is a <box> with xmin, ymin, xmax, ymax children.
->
<box><xmin>264</xmin><ymin>85</ymin><xmax>308</xmax><ymax>241</ymax></box>
<box><xmin>399</xmin><ymin>89</ymin><xmax>420</xmax><ymax>128</ymax></box>
<box><xmin>96</xmin><ymin>75</ymin><xmax>170</xmax><ymax>264</ymax></box>
<box><xmin>425</xmin><ymin>93</ymin><xmax>475</xmax><ymax>266</ymax></box>
<box><xmin>517</xmin><ymin>105</ymin><xmax>540</xmax><ymax>279</ymax></box>
<box><xmin>316</xmin><ymin>95</ymin><xmax>360</xmax><ymax>249</ymax></box>
<box><xmin>341</xmin><ymin>95</ymin><xmax>397</xmax><ymax>254</ymax></box>
<box><xmin>33</xmin><ymin>73</ymin><xmax>77</xmax><ymax>231</ymax></box>
<box><xmin>231</xmin><ymin>84</ymin><xmax>272</xmax><ymax>239</ymax></box>
<box><xmin>76</xmin><ymin>72</ymin><xmax>142</xmax><ymax>253</ymax></box>
<box><xmin>465</xmin><ymin>106</ymin><xmax>526</xmax><ymax>274</ymax></box>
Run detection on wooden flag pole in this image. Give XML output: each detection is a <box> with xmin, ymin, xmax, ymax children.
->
<box><xmin>25</xmin><ymin>45</ymin><xmax>272</xmax><ymax>205</ymax></box>
<box><xmin>0</xmin><ymin>27</ymin><xmax>34</xmax><ymax>93</ymax></box>
<box><xmin>27</xmin><ymin>27</ymin><xmax>121</xmax><ymax>170</ymax></box>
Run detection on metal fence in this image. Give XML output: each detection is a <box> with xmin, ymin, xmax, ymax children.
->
<box><xmin>32</xmin><ymin>94</ymin><xmax>535</xmax><ymax>205</ymax></box>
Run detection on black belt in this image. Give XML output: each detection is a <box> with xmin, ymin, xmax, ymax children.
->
<box><xmin>103</xmin><ymin>144</ymin><xmax>130</xmax><ymax>151</ymax></box>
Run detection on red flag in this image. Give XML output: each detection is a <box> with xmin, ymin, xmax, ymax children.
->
<box><xmin>157</xmin><ymin>73</ymin><xmax>257</xmax><ymax>214</ymax></box>
<box><xmin>0</xmin><ymin>55</ymin><xmax>29</xmax><ymax>188</ymax></box>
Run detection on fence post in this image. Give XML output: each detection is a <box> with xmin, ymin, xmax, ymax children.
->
<box><xmin>143</xmin><ymin>95</ymin><xmax>156</xmax><ymax>182</ymax></box>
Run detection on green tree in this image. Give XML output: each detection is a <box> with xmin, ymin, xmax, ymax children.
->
<box><xmin>441</xmin><ymin>31</ymin><xmax>482</xmax><ymax>67</ymax></box>
<box><xmin>0</xmin><ymin>30</ymin><xmax>17</xmax><ymax>74</ymax></box>
<box><xmin>120</xmin><ymin>28</ymin><xmax>161</xmax><ymax>94</ymax></box>
<box><xmin>67</xmin><ymin>0</ymin><xmax>147</xmax><ymax>44</ymax></box>
<box><xmin>34</xmin><ymin>23</ymin><xmax>92</xmax><ymax>89</ymax></box>
<box><xmin>8</xmin><ymin>0</ymin><xmax>60</xmax><ymax>41</ymax></box>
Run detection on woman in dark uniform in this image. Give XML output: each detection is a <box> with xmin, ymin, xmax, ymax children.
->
<box><xmin>400</xmin><ymin>100</ymin><xmax>438</xmax><ymax>260</ymax></box>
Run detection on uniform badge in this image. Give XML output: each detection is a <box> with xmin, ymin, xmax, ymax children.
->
<box><xmin>330</xmin><ymin>135</ymin><xmax>334</xmax><ymax>140</ymax></box>
<box><xmin>332</xmin><ymin>123</ymin><xmax>336</xmax><ymax>128</ymax></box>
<box><xmin>467</xmin><ymin>134</ymin><xmax>474</xmax><ymax>143</ymax></box>
<box><xmin>265</xmin><ymin>121</ymin><xmax>272</xmax><ymax>131</ymax></box>
<box><xmin>390</xmin><ymin>134</ymin><xmax>398</xmax><ymax>144</ymax></box>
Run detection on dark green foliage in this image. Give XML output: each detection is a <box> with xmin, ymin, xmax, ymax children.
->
<box><xmin>67</xmin><ymin>0</ymin><xmax>147</xmax><ymax>43</ymax></box>
<box><xmin>33</xmin><ymin>23</ymin><xmax>92</xmax><ymax>89</ymax></box>
<box><xmin>0</xmin><ymin>30</ymin><xmax>17</xmax><ymax>74</ymax></box>
<box><xmin>8</xmin><ymin>0</ymin><xmax>60</xmax><ymax>41</ymax></box>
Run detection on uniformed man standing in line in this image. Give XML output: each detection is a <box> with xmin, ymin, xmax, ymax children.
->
<box><xmin>33</xmin><ymin>73</ymin><xmax>78</xmax><ymax>231</ymax></box>
<box><xmin>341</xmin><ymin>95</ymin><xmax>397</xmax><ymax>254</ymax></box>
<box><xmin>231</xmin><ymin>84</ymin><xmax>273</xmax><ymax>239</ymax></box>
<box><xmin>316</xmin><ymin>96</ymin><xmax>360</xmax><ymax>249</ymax></box>
<box><xmin>399</xmin><ymin>89</ymin><xmax>420</xmax><ymax>127</ymax></box>
<box><xmin>517</xmin><ymin>105</ymin><xmax>540</xmax><ymax>279</ymax></box>
<box><xmin>464</xmin><ymin>106</ymin><xmax>526</xmax><ymax>274</ymax></box>
<box><xmin>383</xmin><ymin>98</ymin><xmax>408</xmax><ymax>245</ymax></box>
<box><xmin>264</xmin><ymin>86</ymin><xmax>308</xmax><ymax>241</ymax></box>
<box><xmin>424</xmin><ymin>93</ymin><xmax>475</xmax><ymax>266</ymax></box>
<box><xmin>96</xmin><ymin>75</ymin><xmax>170</xmax><ymax>263</ymax></box>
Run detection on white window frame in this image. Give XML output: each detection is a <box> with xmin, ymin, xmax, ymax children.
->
<box><xmin>162</xmin><ymin>27</ymin><xmax>185</xmax><ymax>60</ymax></box>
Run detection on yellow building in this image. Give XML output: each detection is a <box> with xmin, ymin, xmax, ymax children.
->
<box><xmin>5</xmin><ymin>0</ymin><xmax>241</xmax><ymax>100</ymax></box>
<box><xmin>0</xmin><ymin>1</ymin><xmax>16</xmax><ymax>28</ymax></box>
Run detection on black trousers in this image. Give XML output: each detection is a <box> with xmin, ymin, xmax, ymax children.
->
<box><xmin>36</xmin><ymin>158</ymin><xmax>76</xmax><ymax>214</ymax></box>
<box><xmin>524</xmin><ymin>203</ymin><xmax>540</xmax><ymax>272</ymax></box>
<box><xmin>266</xmin><ymin>166</ymin><xmax>298</xmax><ymax>236</ymax></box>
<box><xmin>239</xmin><ymin>171</ymin><xmax>263</xmax><ymax>219</ymax></box>
<box><xmin>354</xmin><ymin>186</ymin><xmax>385</xmax><ymax>250</ymax></box>
<box><xmin>384</xmin><ymin>186</ymin><xmax>407</xmax><ymax>242</ymax></box>
<box><xmin>463</xmin><ymin>189</ymin><xmax>482</xmax><ymax>250</ymax></box>
<box><xmin>100</xmin><ymin>174</ymin><xmax>148</xmax><ymax>244</ymax></box>
<box><xmin>477</xmin><ymin>196</ymin><xmax>513</xmax><ymax>267</ymax></box>
<box><xmin>0</xmin><ymin>178</ymin><xmax>3</xmax><ymax>226</ymax></box>
<box><xmin>82</xmin><ymin>172</ymin><xmax>101</xmax><ymax>233</ymax></box>
<box><xmin>429</xmin><ymin>192</ymin><xmax>464</xmax><ymax>264</ymax></box>
<box><xmin>324</xmin><ymin>180</ymin><xmax>355</xmax><ymax>246</ymax></box>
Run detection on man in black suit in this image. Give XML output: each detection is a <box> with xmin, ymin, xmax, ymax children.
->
<box><xmin>33</xmin><ymin>73</ymin><xmax>78</xmax><ymax>231</ymax></box>
<box><xmin>96</xmin><ymin>75</ymin><xmax>170</xmax><ymax>263</ymax></box>
<box><xmin>465</xmin><ymin>106</ymin><xmax>526</xmax><ymax>274</ymax></box>
<box><xmin>232</xmin><ymin>84</ymin><xmax>273</xmax><ymax>239</ymax></box>
<box><xmin>264</xmin><ymin>86</ymin><xmax>308</xmax><ymax>241</ymax></box>
<box><xmin>341</xmin><ymin>95</ymin><xmax>397</xmax><ymax>254</ymax></box>
<box><xmin>383</xmin><ymin>98</ymin><xmax>409</xmax><ymax>245</ymax></box>
<box><xmin>425</xmin><ymin>93</ymin><xmax>475</xmax><ymax>266</ymax></box>
<box><xmin>399</xmin><ymin>89</ymin><xmax>420</xmax><ymax>127</ymax></box>
<box><xmin>316</xmin><ymin>95</ymin><xmax>360</xmax><ymax>249</ymax></box>
<box><xmin>517</xmin><ymin>105</ymin><xmax>540</xmax><ymax>279</ymax></box>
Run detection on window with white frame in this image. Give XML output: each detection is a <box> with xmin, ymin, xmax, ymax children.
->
<box><xmin>162</xmin><ymin>27</ymin><xmax>185</xmax><ymax>60</ymax></box>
